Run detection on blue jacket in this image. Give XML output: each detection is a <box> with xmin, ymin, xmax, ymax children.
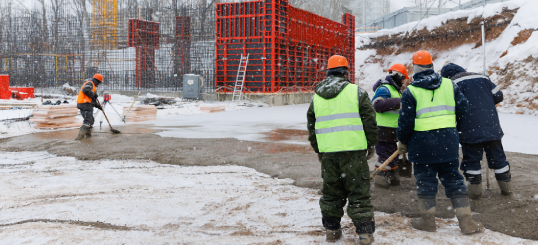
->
<box><xmin>397</xmin><ymin>69</ymin><xmax>469</xmax><ymax>164</ymax></box>
<box><xmin>441</xmin><ymin>63</ymin><xmax>504</xmax><ymax>144</ymax></box>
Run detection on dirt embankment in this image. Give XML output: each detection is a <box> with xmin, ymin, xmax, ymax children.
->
<box><xmin>1</xmin><ymin>130</ymin><xmax>538</xmax><ymax>240</ymax></box>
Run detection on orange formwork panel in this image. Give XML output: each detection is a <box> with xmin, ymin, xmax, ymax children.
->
<box><xmin>216</xmin><ymin>0</ymin><xmax>355</xmax><ymax>93</ymax></box>
<box><xmin>0</xmin><ymin>75</ymin><xmax>10</xmax><ymax>99</ymax></box>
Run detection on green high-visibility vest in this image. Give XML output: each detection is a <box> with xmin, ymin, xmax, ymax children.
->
<box><xmin>407</xmin><ymin>78</ymin><xmax>456</xmax><ymax>132</ymax></box>
<box><xmin>313</xmin><ymin>84</ymin><xmax>368</xmax><ymax>153</ymax></box>
<box><xmin>375</xmin><ymin>84</ymin><xmax>401</xmax><ymax>128</ymax></box>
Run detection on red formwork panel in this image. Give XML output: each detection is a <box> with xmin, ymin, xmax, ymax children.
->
<box><xmin>175</xmin><ymin>16</ymin><xmax>192</xmax><ymax>76</ymax></box>
<box><xmin>13</xmin><ymin>87</ymin><xmax>35</xmax><ymax>99</ymax></box>
<box><xmin>128</xmin><ymin>19</ymin><xmax>161</xmax><ymax>88</ymax></box>
<box><xmin>0</xmin><ymin>75</ymin><xmax>10</xmax><ymax>99</ymax></box>
<box><xmin>216</xmin><ymin>0</ymin><xmax>355</xmax><ymax>93</ymax></box>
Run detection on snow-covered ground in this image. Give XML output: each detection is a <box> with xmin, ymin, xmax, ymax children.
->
<box><xmin>0</xmin><ymin>151</ymin><xmax>535</xmax><ymax>245</ymax></box>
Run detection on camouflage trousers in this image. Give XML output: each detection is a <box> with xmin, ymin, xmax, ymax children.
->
<box><xmin>320</xmin><ymin>151</ymin><xmax>374</xmax><ymax>223</ymax></box>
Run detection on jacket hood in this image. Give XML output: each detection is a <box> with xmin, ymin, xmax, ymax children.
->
<box><xmin>315</xmin><ymin>75</ymin><xmax>350</xmax><ymax>99</ymax></box>
<box><xmin>441</xmin><ymin>63</ymin><xmax>467</xmax><ymax>79</ymax></box>
<box><xmin>372</xmin><ymin>76</ymin><xmax>397</xmax><ymax>92</ymax></box>
<box><xmin>411</xmin><ymin>69</ymin><xmax>443</xmax><ymax>90</ymax></box>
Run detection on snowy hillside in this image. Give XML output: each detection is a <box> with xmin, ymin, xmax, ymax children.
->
<box><xmin>356</xmin><ymin>0</ymin><xmax>538</xmax><ymax>115</ymax></box>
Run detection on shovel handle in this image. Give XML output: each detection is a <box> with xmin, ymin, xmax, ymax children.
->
<box><xmin>370</xmin><ymin>150</ymin><xmax>400</xmax><ymax>179</ymax></box>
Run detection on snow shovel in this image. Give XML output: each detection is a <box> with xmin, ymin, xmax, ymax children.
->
<box><xmin>371</xmin><ymin>150</ymin><xmax>400</xmax><ymax>179</ymax></box>
<box><xmin>96</xmin><ymin>99</ymin><xmax>121</xmax><ymax>134</ymax></box>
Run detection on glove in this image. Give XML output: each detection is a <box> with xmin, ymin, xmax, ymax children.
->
<box><xmin>93</xmin><ymin>93</ymin><xmax>98</xmax><ymax>100</ymax></box>
<box><xmin>367</xmin><ymin>147</ymin><xmax>375</xmax><ymax>160</ymax></box>
<box><xmin>317</xmin><ymin>153</ymin><xmax>324</xmax><ymax>163</ymax></box>
<box><xmin>398</xmin><ymin>141</ymin><xmax>408</xmax><ymax>154</ymax></box>
<box><xmin>96</xmin><ymin>104</ymin><xmax>103</xmax><ymax>111</ymax></box>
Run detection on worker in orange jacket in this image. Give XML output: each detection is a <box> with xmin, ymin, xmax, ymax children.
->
<box><xmin>75</xmin><ymin>73</ymin><xmax>104</xmax><ymax>140</ymax></box>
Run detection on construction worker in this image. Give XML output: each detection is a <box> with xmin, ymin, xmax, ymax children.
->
<box><xmin>306</xmin><ymin>55</ymin><xmax>378</xmax><ymax>244</ymax></box>
<box><xmin>371</xmin><ymin>63</ymin><xmax>409</xmax><ymax>189</ymax></box>
<box><xmin>441</xmin><ymin>63</ymin><xmax>511</xmax><ymax>199</ymax></box>
<box><xmin>397</xmin><ymin>51</ymin><xmax>483</xmax><ymax>234</ymax></box>
<box><xmin>75</xmin><ymin>73</ymin><xmax>104</xmax><ymax>140</ymax></box>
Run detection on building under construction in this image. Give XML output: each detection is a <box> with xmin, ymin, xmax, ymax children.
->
<box><xmin>0</xmin><ymin>0</ymin><xmax>354</xmax><ymax>95</ymax></box>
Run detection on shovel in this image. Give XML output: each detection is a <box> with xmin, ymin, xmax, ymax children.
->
<box><xmin>96</xmin><ymin>99</ymin><xmax>121</xmax><ymax>134</ymax></box>
<box><xmin>371</xmin><ymin>150</ymin><xmax>400</xmax><ymax>179</ymax></box>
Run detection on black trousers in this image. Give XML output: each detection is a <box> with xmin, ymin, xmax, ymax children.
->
<box><xmin>80</xmin><ymin>110</ymin><xmax>94</xmax><ymax>127</ymax></box>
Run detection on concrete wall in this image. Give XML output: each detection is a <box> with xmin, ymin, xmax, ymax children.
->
<box><xmin>215</xmin><ymin>92</ymin><xmax>314</xmax><ymax>106</ymax></box>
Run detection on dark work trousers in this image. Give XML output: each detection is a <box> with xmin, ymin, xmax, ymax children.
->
<box><xmin>460</xmin><ymin>140</ymin><xmax>509</xmax><ymax>174</ymax></box>
<box><xmin>80</xmin><ymin>110</ymin><xmax>95</xmax><ymax>127</ymax></box>
<box><xmin>414</xmin><ymin>159</ymin><xmax>468</xmax><ymax>198</ymax></box>
<box><xmin>375</xmin><ymin>141</ymin><xmax>398</xmax><ymax>169</ymax></box>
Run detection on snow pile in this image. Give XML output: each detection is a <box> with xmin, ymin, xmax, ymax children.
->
<box><xmin>356</xmin><ymin>0</ymin><xmax>538</xmax><ymax>115</ymax></box>
<box><xmin>0</xmin><ymin>151</ymin><xmax>534</xmax><ymax>244</ymax></box>
<box><xmin>156</xmin><ymin>101</ymin><xmax>268</xmax><ymax>117</ymax></box>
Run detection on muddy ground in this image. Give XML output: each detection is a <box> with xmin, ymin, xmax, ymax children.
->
<box><xmin>1</xmin><ymin>127</ymin><xmax>537</xmax><ymax>240</ymax></box>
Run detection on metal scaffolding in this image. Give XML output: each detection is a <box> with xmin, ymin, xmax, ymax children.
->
<box><xmin>0</xmin><ymin>2</ymin><xmax>216</xmax><ymax>92</ymax></box>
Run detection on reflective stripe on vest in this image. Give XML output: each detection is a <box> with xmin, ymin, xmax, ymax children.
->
<box><xmin>408</xmin><ymin>78</ymin><xmax>456</xmax><ymax>132</ymax></box>
<box><xmin>76</xmin><ymin>81</ymin><xmax>96</xmax><ymax>104</ymax></box>
<box><xmin>375</xmin><ymin>84</ymin><xmax>401</xmax><ymax>128</ymax></box>
<box><xmin>313</xmin><ymin>83</ymin><xmax>368</xmax><ymax>153</ymax></box>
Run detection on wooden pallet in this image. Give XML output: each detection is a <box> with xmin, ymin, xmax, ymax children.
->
<box><xmin>123</xmin><ymin>105</ymin><xmax>158</xmax><ymax>122</ymax></box>
<box><xmin>200</xmin><ymin>105</ymin><xmax>226</xmax><ymax>113</ymax></box>
<box><xmin>31</xmin><ymin>104</ymin><xmax>82</xmax><ymax>129</ymax></box>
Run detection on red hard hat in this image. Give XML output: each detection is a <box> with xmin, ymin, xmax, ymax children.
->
<box><xmin>388</xmin><ymin>63</ymin><xmax>409</xmax><ymax>79</ymax></box>
<box><xmin>93</xmin><ymin>73</ymin><xmax>103</xmax><ymax>82</ymax></box>
<box><xmin>327</xmin><ymin>55</ymin><xmax>349</xmax><ymax>70</ymax></box>
<box><xmin>412</xmin><ymin>50</ymin><xmax>433</xmax><ymax>65</ymax></box>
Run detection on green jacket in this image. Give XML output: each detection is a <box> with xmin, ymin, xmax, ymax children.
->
<box><xmin>307</xmin><ymin>75</ymin><xmax>379</xmax><ymax>153</ymax></box>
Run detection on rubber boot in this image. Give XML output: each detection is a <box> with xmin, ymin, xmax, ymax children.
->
<box><xmin>354</xmin><ymin>220</ymin><xmax>375</xmax><ymax>245</ymax></box>
<box><xmin>322</xmin><ymin>217</ymin><xmax>342</xmax><ymax>242</ymax></box>
<box><xmin>374</xmin><ymin>170</ymin><xmax>390</xmax><ymax>189</ymax></box>
<box><xmin>411</xmin><ymin>197</ymin><xmax>436</xmax><ymax>232</ymax></box>
<box><xmin>495</xmin><ymin>171</ymin><xmax>512</xmax><ymax>196</ymax></box>
<box><xmin>451</xmin><ymin>197</ymin><xmax>483</xmax><ymax>234</ymax></box>
<box><xmin>325</xmin><ymin>229</ymin><xmax>342</xmax><ymax>243</ymax></box>
<box><xmin>75</xmin><ymin>125</ymin><xmax>90</xmax><ymax>140</ymax></box>
<box><xmin>390</xmin><ymin>168</ymin><xmax>400</xmax><ymax>186</ymax></box>
<box><xmin>85</xmin><ymin>126</ymin><xmax>93</xmax><ymax>138</ymax></box>
<box><xmin>464</xmin><ymin>173</ymin><xmax>482</xmax><ymax>200</ymax></box>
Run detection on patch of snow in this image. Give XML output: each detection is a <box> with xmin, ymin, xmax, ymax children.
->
<box><xmin>0</xmin><ymin>151</ymin><xmax>534</xmax><ymax>244</ymax></box>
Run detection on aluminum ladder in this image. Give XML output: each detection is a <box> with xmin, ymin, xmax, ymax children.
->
<box><xmin>232</xmin><ymin>54</ymin><xmax>249</xmax><ymax>102</ymax></box>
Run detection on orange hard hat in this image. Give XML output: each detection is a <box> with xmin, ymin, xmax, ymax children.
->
<box><xmin>388</xmin><ymin>63</ymin><xmax>409</xmax><ymax>79</ymax></box>
<box><xmin>327</xmin><ymin>55</ymin><xmax>349</xmax><ymax>70</ymax></box>
<box><xmin>412</xmin><ymin>50</ymin><xmax>433</xmax><ymax>65</ymax></box>
<box><xmin>93</xmin><ymin>73</ymin><xmax>103</xmax><ymax>82</ymax></box>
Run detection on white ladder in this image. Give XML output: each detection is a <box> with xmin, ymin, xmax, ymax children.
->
<box><xmin>232</xmin><ymin>54</ymin><xmax>249</xmax><ymax>102</ymax></box>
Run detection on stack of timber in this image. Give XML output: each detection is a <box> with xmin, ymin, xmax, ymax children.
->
<box><xmin>200</xmin><ymin>105</ymin><xmax>226</xmax><ymax>113</ymax></box>
<box><xmin>31</xmin><ymin>104</ymin><xmax>81</xmax><ymax>129</ymax></box>
<box><xmin>123</xmin><ymin>105</ymin><xmax>157</xmax><ymax>122</ymax></box>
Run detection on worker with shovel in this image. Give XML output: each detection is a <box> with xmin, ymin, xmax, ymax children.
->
<box><xmin>371</xmin><ymin>63</ymin><xmax>409</xmax><ymax>189</ymax></box>
<box><xmin>307</xmin><ymin>55</ymin><xmax>378</xmax><ymax>244</ymax></box>
<box><xmin>75</xmin><ymin>74</ymin><xmax>104</xmax><ymax>140</ymax></box>
<box><xmin>397</xmin><ymin>50</ymin><xmax>483</xmax><ymax>234</ymax></box>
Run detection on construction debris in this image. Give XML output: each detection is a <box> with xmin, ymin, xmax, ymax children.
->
<box><xmin>123</xmin><ymin>105</ymin><xmax>157</xmax><ymax>122</ymax></box>
<box><xmin>143</xmin><ymin>97</ymin><xmax>176</xmax><ymax>107</ymax></box>
<box><xmin>200</xmin><ymin>105</ymin><xmax>226</xmax><ymax>113</ymax></box>
<box><xmin>30</xmin><ymin>104</ymin><xmax>81</xmax><ymax>129</ymax></box>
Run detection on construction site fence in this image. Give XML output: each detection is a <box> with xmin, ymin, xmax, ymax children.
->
<box><xmin>0</xmin><ymin>2</ymin><xmax>216</xmax><ymax>92</ymax></box>
<box><xmin>361</xmin><ymin>0</ymin><xmax>512</xmax><ymax>31</ymax></box>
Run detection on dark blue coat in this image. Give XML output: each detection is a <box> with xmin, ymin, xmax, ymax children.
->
<box><xmin>397</xmin><ymin>69</ymin><xmax>469</xmax><ymax>164</ymax></box>
<box><xmin>441</xmin><ymin>63</ymin><xmax>504</xmax><ymax>144</ymax></box>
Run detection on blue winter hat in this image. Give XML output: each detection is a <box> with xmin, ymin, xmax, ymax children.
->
<box><xmin>441</xmin><ymin>63</ymin><xmax>467</xmax><ymax>79</ymax></box>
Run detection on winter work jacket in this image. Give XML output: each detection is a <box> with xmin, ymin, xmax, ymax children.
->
<box><xmin>441</xmin><ymin>63</ymin><xmax>504</xmax><ymax>144</ymax></box>
<box><xmin>307</xmin><ymin>75</ymin><xmax>378</xmax><ymax>153</ymax></box>
<box><xmin>397</xmin><ymin>69</ymin><xmax>469</xmax><ymax>164</ymax></box>
<box><xmin>77</xmin><ymin>78</ymin><xmax>101</xmax><ymax>111</ymax></box>
<box><xmin>371</xmin><ymin>76</ymin><xmax>402</xmax><ymax>142</ymax></box>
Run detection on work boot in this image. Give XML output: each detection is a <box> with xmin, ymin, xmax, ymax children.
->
<box><xmin>451</xmin><ymin>197</ymin><xmax>483</xmax><ymax>234</ymax></box>
<box><xmin>325</xmin><ymin>229</ymin><xmax>342</xmax><ymax>243</ymax></box>
<box><xmin>354</xmin><ymin>220</ymin><xmax>375</xmax><ymax>245</ymax></box>
<box><xmin>495</xmin><ymin>171</ymin><xmax>513</xmax><ymax>196</ymax></box>
<box><xmin>464</xmin><ymin>173</ymin><xmax>482</xmax><ymax>200</ymax></box>
<box><xmin>322</xmin><ymin>217</ymin><xmax>342</xmax><ymax>242</ymax></box>
<box><xmin>374</xmin><ymin>169</ymin><xmax>391</xmax><ymax>189</ymax></box>
<box><xmin>75</xmin><ymin>125</ymin><xmax>90</xmax><ymax>140</ymax></box>
<box><xmin>390</xmin><ymin>168</ymin><xmax>400</xmax><ymax>186</ymax></box>
<box><xmin>85</xmin><ymin>126</ymin><xmax>93</xmax><ymax>138</ymax></box>
<box><xmin>412</xmin><ymin>197</ymin><xmax>436</xmax><ymax>232</ymax></box>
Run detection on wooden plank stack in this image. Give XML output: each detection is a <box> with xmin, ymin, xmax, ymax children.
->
<box><xmin>200</xmin><ymin>105</ymin><xmax>226</xmax><ymax>113</ymax></box>
<box><xmin>123</xmin><ymin>105</ymin><xmax>157</xmax><ymax>122</ymax></box>
<box><xmin>31</xmin><ymin>104</ymin><xmax>82</xmax><ymax>129</ymax></box>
